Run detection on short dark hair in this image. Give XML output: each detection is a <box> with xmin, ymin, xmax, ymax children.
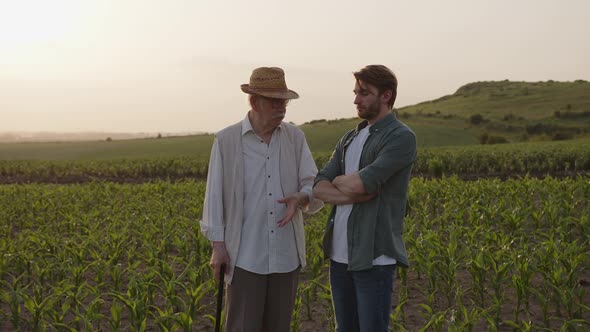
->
<box><xmin>353</xmin><ymin>65</ymin><xmax>398</xmax><ymax>109</ymax></box>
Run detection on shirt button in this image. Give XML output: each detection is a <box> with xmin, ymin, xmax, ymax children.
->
<box><xmin>270</xmin><ymin>212</ymin><xmax>273</xmax><ymax>215</ymax></box>
<box><xmin>271</xmin><ymin>230</ymin><xmax>274</xmax><ymax>233</ymax></box>
<box><xmin>269</xmin><ymin>193</ymin><xmax>272</xmax><ymax>196</ymax></box>
<box><xmin>268</xmin><ymin>175</ymin><xmax>270</xmax><ymax>178</ymax></box>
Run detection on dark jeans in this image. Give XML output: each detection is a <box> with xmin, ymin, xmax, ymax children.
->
<box><xmin>330</xmin><ymin>260</ymin><xmax>397</xmax><ymax>332</ymax></box>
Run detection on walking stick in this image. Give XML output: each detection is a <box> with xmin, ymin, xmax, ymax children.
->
<box><xmin>215</xmin><ymin>263</ymin><xmax>225</xmax><ymax>332</ymax></box>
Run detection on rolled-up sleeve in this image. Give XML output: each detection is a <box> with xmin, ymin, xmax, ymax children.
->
<box><xmin>200</xmin><ymin>138</ymin><xmax>225</xmax><ymax>241</ymax></box>
<box><xmin>358</xmin><ymin>130</ymin><xmax>417</xmax><ymax>194</ymax></box>
<box><xmin>314</xmin><ymin>139</ymin><xmax>344</xmax><ymax>187</ymax></box>
<box><xmin>299</xmin><ymin>135</ymin><xmax>324</xmax><ymax>214</ymax></box>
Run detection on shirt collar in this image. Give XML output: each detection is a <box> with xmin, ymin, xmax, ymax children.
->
<box><xmin>355</xmin><ymin>112</ymin><xmax>398</xmax><ymax>134</ymax></box>
<box><xmin>241</xmin><ymin>113</ymin><xmax>254</xmax><ymax>136</ymax></box>
<box><xmin>241</xmin><ymin>112</ymin><xmax>282</xmax><ymax>136</ymax></box>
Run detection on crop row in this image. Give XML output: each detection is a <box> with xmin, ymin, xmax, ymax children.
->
<box><xmin>1</xmin><ymin>141</ymin><xmax>589</xmax><ymax>183</ymax></box>
<box><xmin>1</xmin><ymin>177</ymin><xmax>589</xmax><ymax>330</ymax></box>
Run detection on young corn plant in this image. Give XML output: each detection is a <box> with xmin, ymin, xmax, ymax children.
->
<box><xmin>448</xmin><ymin>286</ymin><xmax>488</xmax><ymax>332</ymax></box>
<box><xmin>108</xmin><ymin>300</ymin><xmax>123</xmax><ymax>331</ymax></box>
<box><xmin>148</xmin><ymin>305</ymin><xmax>176</xmax><ymax>332</ymax></box>
<box><xmin>511</xmin><ymin>255</ymin><xmax>535</xmax><ymax>322</ymax></box>
<box><xmin>0</xmin><ymin>273</ymin><xmax>29</xmax><ymax>330</ymax></box>
<box><xmin>290</xmin><ymin>291</ymin><xmax>303</xmax><ymax>332</ymax></box>
<box><xmin>486</xmin><ymin>250</ymin><xmax>513</xmax><ymax>328</ymax></box>
<box><xmin>418</xmin><ymin>304</ymin><xmax>446</xmax><ymax>332</ymax></box>
<box><xmin>21</xmin><ymin>285</ymin><xmax>57</xmax><ymax>332</ymax></box>
<box><xmin>108</xmin><ymin>288</ymin><xmax>149</xmax><ymax>332</ymax></box>
<box><xmin>467</xmin><ymin>248</ymin><xmax>489</xmax><ymax>308</ymax></box>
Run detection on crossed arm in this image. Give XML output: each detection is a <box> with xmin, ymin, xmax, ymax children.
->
<box><xmin>313</xmin><ymin>173</ymin><xmax>376</xmax><ymax>205</ymax></box>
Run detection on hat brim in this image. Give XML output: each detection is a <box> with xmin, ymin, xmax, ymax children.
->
<box><xmin>241</xmin><ymin>84</ymin><xmax>299</xmax><ymax>99</ymax></box>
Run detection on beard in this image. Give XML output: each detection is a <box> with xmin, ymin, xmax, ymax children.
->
<box><xmin>357</xmin><ymin>99</ymin><xmax>381</xmax><ymax>121</ymax></box>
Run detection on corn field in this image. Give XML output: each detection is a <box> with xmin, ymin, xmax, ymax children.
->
<box><xmin>1</xmin><ymin>176</ymin><xmax>589</xmax><ymax>331</ymax></box>
<box><xmin>1</xmin><ymin>141</ymin><xmax>589</xmax><ymax>183</ymax></box>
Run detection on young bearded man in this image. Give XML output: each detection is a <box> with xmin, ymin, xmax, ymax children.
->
<box><xmin>313</xmin><ymin>64</ymin><xmax>417</xmax><ymax>332</ymax></box>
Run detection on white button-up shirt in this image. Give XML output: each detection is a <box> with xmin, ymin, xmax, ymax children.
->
<box><xmin>202</xmin><ymin>115</ymin><xmax>313</xmax><ymax>274</ymax></box>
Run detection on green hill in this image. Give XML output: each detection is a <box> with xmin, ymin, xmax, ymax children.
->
<box><xmin>408</xmin><ymin>80</ymin><xmax>590</xmax><ymax>121</ymax></box>
<box><xmin>302</xmin><ymin>80</ymin><xmax>590</xmax><ymax>150</ymax></box>
<box><xmin>300</xmin><ymin>116</ymin><xmax>482</xmax><ymax>151</ymax></box>
<box><xmin>1</xmin><ymin>80</ymin><xmax>589</xmax><ymax>160</ymax></box>
<box><xmin>396</xmin><ymin>80</ymin><xmax>590</xmax><ymax>143</ymax></box>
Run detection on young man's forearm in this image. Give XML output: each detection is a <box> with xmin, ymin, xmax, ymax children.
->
<box><xmin>313</xmin><ymin>180</ymin><xmax>375</xmax><ymax>205</ymax></box>
<box><xmin>332</xmin><ymin>173</ymin><xmax>367</xmax><ymax>195</ymax></box>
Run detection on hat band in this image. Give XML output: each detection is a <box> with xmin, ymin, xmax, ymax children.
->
<box><xmin>247</xmin><ymin>87</ymin><xmax>291</xmax><ymax>93</ymax></box>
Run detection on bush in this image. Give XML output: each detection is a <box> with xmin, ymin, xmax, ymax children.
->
<box><xmin>470</xmin><ymin>114</ymin><xmax>485</xmax><ymax>125</ymax></box>
<box><xmin>503</xmin><ymin>113</ymin><xmax>516</xmax><ymax>121</ymax></box>
<box><xmin>399</xmin><ymin>112</ymin><xmax>411</xmax><ymax>119</ymax></box>
<box><xmin>556</xmin><ymin>110</ymin><xmax>590</xmax><ymax>119</ymax></box>
<box><xmin>428</xmin><ymin>157</ymin><xmax>444</xmax><ymax>177</ymax></box>
<box><xmin>480</xmin><ymin>132</ymin><xmax>508</xmax><ymax>145</ymax></box>
<box><xmin>304</xmin><ymin>119</ymin><xmax>327</xmax><ymax>125</ymax></box>
<box><xmin>552</xmin><ymin>132</ymin><xmax>573</xmax><ymax>141</ymax></box>
<box><xmin>479</xmin><ymin>132</ymin><xmax>489</xmax><ymax>144</ymax></box>
<box><xmin>487</xmin><ymin>135</ymin><xmax>508</xmax><ymax>144</ymax></box>
<box><xmin>526</xmin><ymin>123</ymin><xmax>558</xmax><ymax>135</ymax></box>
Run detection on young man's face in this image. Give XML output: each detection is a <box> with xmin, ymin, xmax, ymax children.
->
<box><xmin>353</xmin><ymin>80</ymin><xmax>382</xmax><ymax>121</ymax></box>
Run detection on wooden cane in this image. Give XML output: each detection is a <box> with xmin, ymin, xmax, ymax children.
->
<box><xmin>215</xmin><ymin>263</ymin><xmax>225</xmax><ymax>332</ymax></box>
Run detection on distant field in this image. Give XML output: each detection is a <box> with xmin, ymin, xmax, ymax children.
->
<box><xmin>1</xmin><ymin>119</ymin><xmax>586</xmax><ymax>162</ymax></box>
<box><xmin>0</xmin><ymin>117</ymin><xmax>479</xmax><ymax>160</ymax></box>
<box><xmin>0</xmin><ymin>135</ymin><xmax>214</xmax><ymax>161</ymax></box>
<box><xmin>1</xmin><ymin>80</ymin><xmax>589</xmax><ymax>161</ymax></box>
<box><xmin>0</xmin><ymin>116</ymin><xmax>536</xmax><ymax>161</ymax></box>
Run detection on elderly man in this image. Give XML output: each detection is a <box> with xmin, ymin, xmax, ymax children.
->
<box><xmin>200</xmin><ymin>67</ymin><xmax>322</xmax><ymax>331</ymax></box>
<box><xmin>313</xmin><ymin>65</ymin><xmax>417</xmax><ymax>332</ymax></box>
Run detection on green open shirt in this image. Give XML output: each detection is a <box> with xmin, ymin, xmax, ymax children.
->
<box><xmin>313</xmin><ymin>113</ymin><xmax>417</xmax><ymax>270</ymax></box>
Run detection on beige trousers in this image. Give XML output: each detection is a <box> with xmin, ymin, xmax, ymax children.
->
<box><xmin>224</xmin><ymin>266</ymin><xmax>300</xmax><ymax>332</ymax></box>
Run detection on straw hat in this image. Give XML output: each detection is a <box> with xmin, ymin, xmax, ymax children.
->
<box><xmin>241</xmin><ymin>67</ymin><xmax>299</xmax><ymax>99</ymax></box>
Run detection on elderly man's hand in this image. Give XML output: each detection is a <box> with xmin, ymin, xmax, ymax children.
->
<box><xmin>210</xmin><ymin>241</ymin><xmax>230</xmax><ymax>283</ymax></box>
<box><xmin>276</xmin><ymin>192</ymin><xmax>308</xmax><ymax>227</ymax></box>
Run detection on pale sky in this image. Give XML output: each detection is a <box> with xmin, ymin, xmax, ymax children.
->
<box><xmin>1</xmin><ymin>0</ymin><xmax>589</xmax><ymax>133</ymax></box>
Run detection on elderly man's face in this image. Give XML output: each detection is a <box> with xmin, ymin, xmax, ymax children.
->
<box><xmin>254</xmin><ymin>96</ymin><xmax>289</xmax><ymax>128</ymax></box>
